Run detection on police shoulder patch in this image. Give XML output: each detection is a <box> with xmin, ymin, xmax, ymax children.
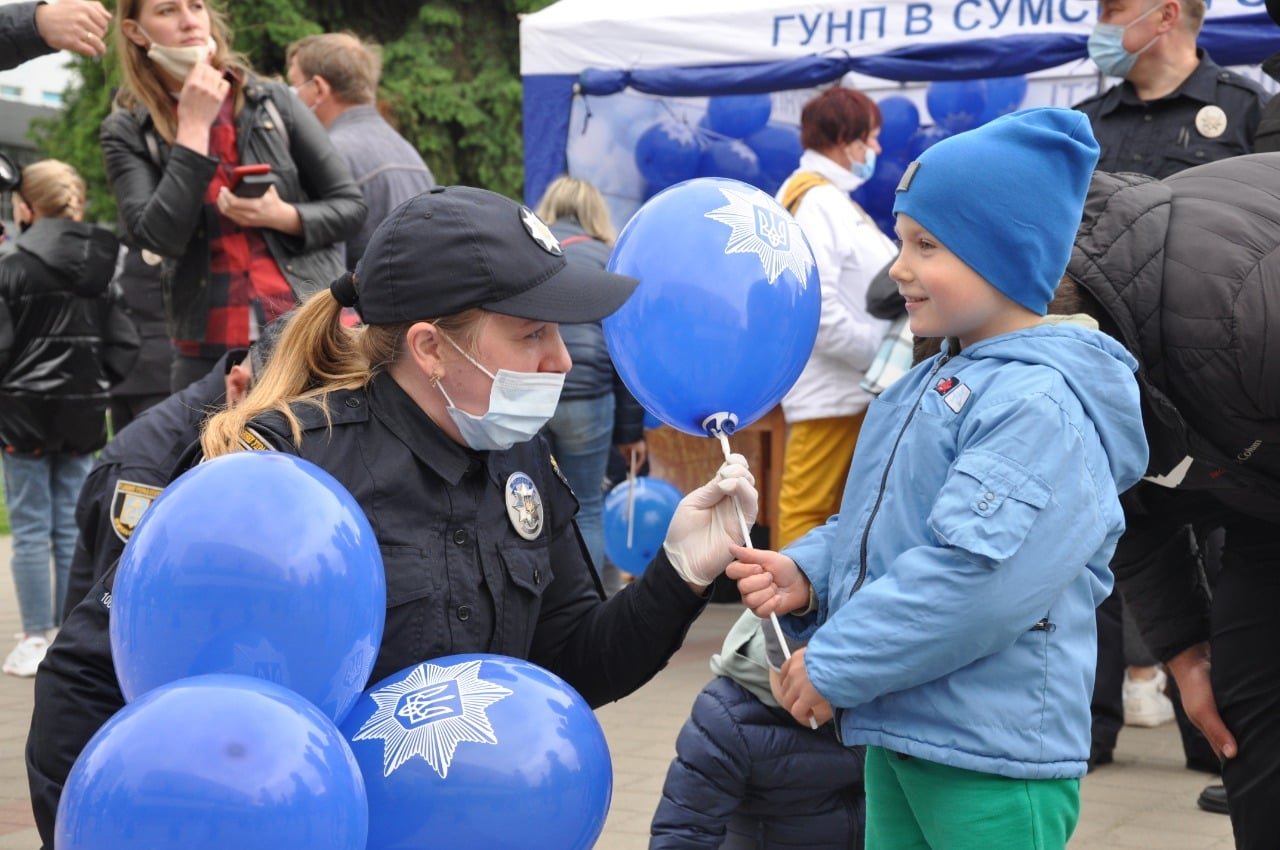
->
<box><xmin>237</xmin><ymin>426</ymin><xmax>275</xmax><ymax>452</ymax></box>
<box><xmin>110</xmin><ymin>479</ymin><xmax>164</xmax><ymax>542</ymax></box>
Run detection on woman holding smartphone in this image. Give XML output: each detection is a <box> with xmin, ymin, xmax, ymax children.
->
<box><xmin>101</xmin><ymin>0</ymin><xmax>366</xmax><ymax>391</ymax></box>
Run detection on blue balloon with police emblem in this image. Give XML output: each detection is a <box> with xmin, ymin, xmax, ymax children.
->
<box><xmin>705</xmin><ymin>93</ymin><xmax>773</xmax><ymax>139</ymax></box>
<box><xmin>603</xmin><ymin>477</ymin><xmax>683</xmax><ymax>576</ymax></box>
<box><xmin>634</xmin><ymin>118</ymin><xmax>703</xmax><ymax>188</ymax></box>
<box><xmin>56</xmin><ymin>674</ymin><xmax>368</xmax><ymax>850</ymax></box>
<box><xmin>605</xmin><ymin>177</ymin><xmax>820</xmax><ymax>436</ymax></box>
<box><xmin>111</xmin><ymin>452</ymin><xmax>385</xmax><ymax>725</ymax></box>
<box><xmin>340</xmin><ymin>654</ymin><xmax>612</xmax><ymax>850</ymax></box>
<box><xmin>926</xmin><ymin>80</ymin><xmax>988</xmax><ymax>134</ymax></box>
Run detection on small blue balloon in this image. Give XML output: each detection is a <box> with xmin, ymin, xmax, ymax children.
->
<box><xmin>603</xmin><ymin>477</ymin><xmax>683</xmax><ymax>576</ymax></box>
<box><xmin>57</xmin><ymin>674</ymin><xmax>368</xmax><ymax>850</ymax></box>
<box><xmin>905</xmin><ymin>125</ymin><xmax>953</xmax><ymax>161</ymax></box>
<box><xmin>342</xmin><ymin>654</ymin><xmax>612</xmax><ymax>850</ymax></box>
<box><xmin>876</xmin><ymin>96</ymin><xmax>921</xmax><ymax>159</ymax></box>
<box><xmin>111</xmin><ymin>452</ymin><xmax>385</xmax><ymax>724</ymax></box>
<box><xmin>696</xmin><ymin>138</ymin><xmax>763</xmax><ymax>185</ymax></box>
<box><xmin>979</xmin><ymin>75</ymin><xmax>1029</xmax><ymax>124</ymax></box>
<box><xmin>926</xmin><ymin>80</ymin><xmax>988</xmax><ymax>134</ymax></box>
<box><xmin>634</xmin><ymin>119</ymin><xmax>702</xmax><ymax>188</ymax></box>
<box><xmin>744</xmin><ymin>122</ymin><xmax>803</xmax><ymax>185</ymax></box>
<box><xmin>605</xmin><ymin>178</ymin><xmax>820</xmax><ymax>436</ymax></box>
<box><xmin>705</xmin><ymin>94</ymin><xmax>773</xmax><ymax>139</ymax></box>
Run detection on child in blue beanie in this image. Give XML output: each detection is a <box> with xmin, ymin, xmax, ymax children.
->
<box><xmin>726</xmin><ymin>108</ymin><xmax>1150</xmax><ymax>849</ymax></box>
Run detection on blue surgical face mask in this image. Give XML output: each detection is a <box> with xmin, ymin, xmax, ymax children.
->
<box><xmin>1088</xmin><ymin>3</ymin><xmax>1162</xmax><ymax>78</ymax></box>
<box><xmin>435</xmin><ymin>335</ymin><xmax>565</xmax><ymax>451</ymax></box>
<box><xmin>852</xmin><ymin>147</ymin><xmax>877</xmax><ymax>181</ymax></box>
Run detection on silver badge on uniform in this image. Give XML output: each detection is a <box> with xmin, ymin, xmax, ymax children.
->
<box><xmin>110</xmin><ymin>479</ymin><xmax>164</xmax><ymax>542</ymax></box>
<box><xmin>1195</xmin><ymin>105</ymin><xmax>1227</xmax><ymax>139</ymax></box>
<box><xmin>505</xmin><ymin>472</ymin><xmax>544</xmax><ymax>540</ymax></box>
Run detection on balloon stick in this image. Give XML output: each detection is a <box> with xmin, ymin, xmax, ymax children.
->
<box><xmin>626</xmin><ymin>448</ymin><xmax>638</xmax><ymax>549</ymax></box>
<box><xmin>715</xmin><ymin>432</ymin><xmax>818</xmax><ymax>730</ymax></box>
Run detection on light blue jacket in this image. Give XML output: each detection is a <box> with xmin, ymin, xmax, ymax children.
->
<box><xmin>783</xmin><ymin>324</ymin><xmax>1148</xmax><ymax>779</ymax></box>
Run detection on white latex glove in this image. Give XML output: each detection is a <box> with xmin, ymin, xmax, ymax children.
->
<box><xmin>663</xmin><ymin>453</ymin><xmax>759</xmax><ymax>587</ymax></box>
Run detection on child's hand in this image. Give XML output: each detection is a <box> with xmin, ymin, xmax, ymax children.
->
<box><xmin>778</xmin><ymin>648</ymin><xmax>833</xmax><ymax>727</ymax></box>
<box><xmin>727</xmin><ymin>543</ymin><xmax>810</xmax><ymax>617</ymax></box>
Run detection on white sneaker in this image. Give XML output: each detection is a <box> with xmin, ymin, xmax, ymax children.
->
<box><xmin>3</xmin><ymin>635</ymin><xmax>50</xmax><ymax>678</ymax></box>
<box><xmin>1123</xmin><ymin>667</ymin><xmax>1176</xmax><ymax>727</ymax></box>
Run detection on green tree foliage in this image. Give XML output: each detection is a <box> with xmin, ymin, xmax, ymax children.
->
<box><xmin>33</xmin><ymin>0</ymin><xmax>556</xmax><ymax>226</ymax></box>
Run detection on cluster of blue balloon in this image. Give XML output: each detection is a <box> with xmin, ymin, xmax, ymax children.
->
<box><xmin>634</xmin><ymin>93</ymin><xmax>803</xmax><ymax>198</ymax></box>
<box><xmin>602</xmin><ymin>477</ymin><xmax>683</xmax><ymax>576</ymax></box>
<box><xmin>58</xmin><ymin>451</ymin><xmax>613</xmax><ymax>850</ymax></box>
<box><xmin>854</xmin><ymin>75</ymin><xmax>1028</xmax><ymax>235</ymax></box>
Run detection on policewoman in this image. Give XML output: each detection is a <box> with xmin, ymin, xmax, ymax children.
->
<box><xmin>26</xmin><ymin>187</ymin><xmax>757</xmax><ymax>848</ymax></box>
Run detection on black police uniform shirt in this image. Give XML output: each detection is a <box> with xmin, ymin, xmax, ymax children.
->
<box><xmin>63</xmin><ymin>361</ymin><xmax>228</xmax><ymax>619</ymax></box>
<box><xmin>26</xmin><ymin>370</ymin><xmax>706</xmax><ymax>849</ymax></box>
<box><xmin>1075</xmin><ymin>51</ymin><xmax>1267</xmax><ymax>179</ymax></box>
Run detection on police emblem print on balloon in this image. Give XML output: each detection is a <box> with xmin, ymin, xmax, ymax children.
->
<box><xmin>704</xmin><ymin>185</ymin><xmax>815</xmax><ymax>286</ymax></box>
<box><xmin>351</xmin><ymin>659</ymin><xmax>513</xmax><ymax>779</ymax></box>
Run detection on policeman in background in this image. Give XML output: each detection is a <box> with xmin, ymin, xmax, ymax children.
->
<box><xmin>27</xmin><ymin>187</ymin><xmax>759</xmax><ymax>848</ymax></box>
<box><xmin>1075</xmin><ymin>0</ymin><xmax>1267</xmax><ymax>179</ymax></box>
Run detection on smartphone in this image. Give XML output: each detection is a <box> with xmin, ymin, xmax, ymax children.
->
<box><xmin>229</xmin><ymin>163</ymin><xmax>273</xmax><ymax>198</ymax></box>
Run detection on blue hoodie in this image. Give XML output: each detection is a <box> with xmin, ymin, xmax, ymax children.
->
<box><xmin>783</xmin><ymin>324</ymin><xmax>1148</xmax><ymax>779</ymax></box>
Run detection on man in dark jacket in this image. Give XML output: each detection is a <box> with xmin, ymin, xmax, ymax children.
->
<box><xmin>0</xmin><ymin>0</ymin><xmax>109</xmax><ymax>70</ymax></box>
<box><xmin>1065</xmin><ymin>153</ymin><xmax>1280</xmax><ymax>850</ymax></box>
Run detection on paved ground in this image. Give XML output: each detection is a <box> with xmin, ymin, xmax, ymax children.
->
<box><xmin>0</xmin><ymin>537</ymin><xmax>1235</xmax><ymax>849</ymax></box>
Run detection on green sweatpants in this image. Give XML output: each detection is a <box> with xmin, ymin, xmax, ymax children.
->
<box><xmin>864</xmin><ymin>746</ymin><xmax>1080</xmax><ymax>850</ymax></box>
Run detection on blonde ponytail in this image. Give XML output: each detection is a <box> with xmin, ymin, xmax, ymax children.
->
<box><xmin>17</xmin><ymin>160</ymin><xmax>86</xmax><ymax>222</ymax></box>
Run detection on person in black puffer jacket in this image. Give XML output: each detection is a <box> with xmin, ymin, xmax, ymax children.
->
<box><xmin>1062</xmin><ymin>153</ymin><xmax>1280</xmax><ymax>849</ymax></box>
<box><xmin>0</xmin><ymin>159</ymin><xmax>139</xmax><ymax>678</ymax></box>
<box><xmin>651</xmin><ymin>610</ymin><xmax>865</xmax><ymax>850</ymax></box>
<box><xmin>535</xmin><ymin>177</ymin><xmax>646</xmax><ymax>594</ymax></box>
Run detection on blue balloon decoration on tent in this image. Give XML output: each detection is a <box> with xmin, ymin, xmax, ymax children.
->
<box><xmin>111</xmin><ymin>452</ymin><xmax>385</xmax><ymax>724</ymax></box>
<box><xmin>979</xmin><ymin>76</ymin><xmax>1029</xmax><ymax>124</ymax></box>
<box><xmin>905</xmin><ymin>125</ymin><xmax>952</xmax><ymax>161</ymax></box>
<box><xmin>605</xmin><ymin>178</ymin><xmax>821</xmax><ymax>437</ymax></box>
<box><xmin>56</xmin><ymin>674</ymin><xmax>368</xmax><ymax>850</ymax></box>
<box><xmin>745</xmin><ymin>122</ymin><xmax>802</xmax><ymax>186</ymax></box>
<box><xmin>926</xmin><ymin>80</ymin><xmax>988</xmax><ymax>134</ymax></box>
<box><xmin>876</xmin><ymin>96</ymin><xmax>921</xmax><ymax>160</ymax></box>
<box><xmin>634</xmin><ymin>119</ymin><xmax>703</xmax><ymax>188</ymax></box>
<box><xmin>341</xmin><ymin>654</ymin><xmax>612</xmax><ymax>850</ymax></box>
<box><xmin>696</xmin><ymin>138</ymin><xmax>763</xmax><ymax>185</ymax></box>
<box><xmin>705</xmin><ymin>93</ymin><xmax>773</xmax><ymax>139</ymax></box>
<box><xmin>603</xmin><ymin>477</ymin><xmax>682</xmax><ymax>576</ymax></box>
<box><xmin>853</xmin><ymin>158</ymin><xmax>906</xmax><ymax>223</ymax></box>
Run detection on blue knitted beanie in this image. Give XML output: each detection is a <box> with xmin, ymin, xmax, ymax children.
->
<box><xmin>891</xmin><ymin>108</ymin><xmax>1099</xmax><ymax>315</ymax></box>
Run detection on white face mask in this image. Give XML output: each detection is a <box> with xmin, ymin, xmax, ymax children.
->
<box><xmin>435</xmin><ymin>336</ymin><xmax>565</xmax><ymax>452</ymax></box>
<box><xmin>137</xmin><ymin>24</ymin><xmax>215</xmax><ymax>80</ymax></box>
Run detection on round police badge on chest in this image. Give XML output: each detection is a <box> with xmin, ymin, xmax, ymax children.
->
<box><xmin>505</xmin><ymin>472</ymin><xmax>544</xmax><ymax>540</ymax></box>
<box><xmin>1195</xmin><ymin>105</ymin><xmax>1227</xmax><ymax>139</ymax></box>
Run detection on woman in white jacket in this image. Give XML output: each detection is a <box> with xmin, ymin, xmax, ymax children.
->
<box><xmin>775</xmin><ymin>87</ymin><xmax>895</xmax><ymax>546</ymax></box>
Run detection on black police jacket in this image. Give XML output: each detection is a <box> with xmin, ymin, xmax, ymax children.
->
<box><xmin>27</xmin><ymin>370</ymin><xmax>705</xmax><ymax>849</ymax></box>
<box><xmin>63</xmin><ymin>358</ymin><xmax>229</xmax><ymax>618</ymax></box>
<box><xmin>0</xmin><ymin>219</ymin><xmax>140</xmax><ymax>454</ymax></box>
<box><xmin>1075</xmin><ymin>51</ymin><xmax>1266</xmax><ymax>179</ymax></box>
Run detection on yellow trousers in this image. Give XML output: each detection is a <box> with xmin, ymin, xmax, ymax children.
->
<box><xmin>777</xmin><ymin>413</ymin><xmax>865</xmax><ymax>548</ymax></box>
